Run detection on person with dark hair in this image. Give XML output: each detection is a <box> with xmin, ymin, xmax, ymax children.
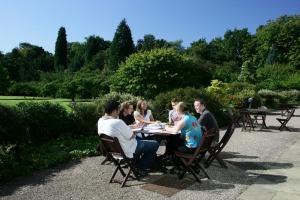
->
<box><xmin>168</xmin><ymin>98</ymin><xmax>181</xmax><ymax>125</ymax></box>
<box><xmin>134</xmin><ymin>99</ymin><xmax>158</xmax><ymax>127</ymax></box>
<box><xmin>194</xmin><ymin>98</ymin><xmax>219</xmax><ymax>145</ymax></box>
<box><xmin>97</xmin><ymin>100</ymin><xmax>159</xmax><ymax>176</ymax></box>
<box><xmin>119</xmin><ymin>101</ymin><xmax>135</xmax><ymax>126</ymax></box>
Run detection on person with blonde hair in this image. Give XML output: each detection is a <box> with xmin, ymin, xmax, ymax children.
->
<box><xmin>119</xmin><ymin>101</ymin><xmax>135</xmax><ymax>126</ymax></box>
<box><xmin>165</xmin><ymin>102</ymin><xmax>202</xmax><ymax>154</ymax></box>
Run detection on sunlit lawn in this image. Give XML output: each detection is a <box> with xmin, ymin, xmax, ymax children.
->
<box><xmin>0</xmin><ymin>96</ymin><xmax>82</xmax><ymax>112</ymax></box>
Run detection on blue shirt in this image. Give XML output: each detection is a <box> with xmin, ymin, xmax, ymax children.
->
<box><xmin>181</xmin><ymin>114</ymin><xmax>202</xmax><ymax>148</ymax></box>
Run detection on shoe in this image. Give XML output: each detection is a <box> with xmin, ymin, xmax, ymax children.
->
<box><xmin>137</xmin><ymin>168</ymin><xmax>148</xmax><ymax>177</ymax></box>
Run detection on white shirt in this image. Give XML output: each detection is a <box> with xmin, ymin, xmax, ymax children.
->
<box><xmin>134</xmin><ymin>110</ymin><xmax>152</xmax><ymax>125</ymax></box>
<box><xmin>97</xmin><ymin>116</ymin><xmax>137</xmax><ymax>158</ymax></box>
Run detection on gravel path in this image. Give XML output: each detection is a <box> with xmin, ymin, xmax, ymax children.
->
<box><xmin>1</xmin><ymin>108</ymin><xmax>299</xmax><ymax>200</ymax></box>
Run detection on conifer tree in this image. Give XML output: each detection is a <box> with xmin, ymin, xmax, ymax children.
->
<box><xmin>108</xmin><ymin>19</ymin><xmax>134</xmax><ymax>71</ymax></box>
<box><xmin>54</xmin><ymin>27</ymin><xmax>67</xmax><ymax>71</ymax></box>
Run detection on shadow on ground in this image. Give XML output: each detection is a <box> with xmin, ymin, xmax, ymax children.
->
<box><xmin>0</xmin><ymin>160</ymin><xmax>82</xmax><ymax>197</ymax></box>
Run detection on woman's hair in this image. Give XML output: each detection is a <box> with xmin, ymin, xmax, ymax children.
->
<box><xmin>171</xmin><ymin>98</ymin><xmax>178</xmax><ymax>103</ymax></box>
<box><xmin>176</xmin><ymin>102</ymin><xmax>188</xmax><ymax>113</ymax></box>
<box><xmin>136</xmin><ymin>99</ymin><xmax>146</xmax><ymax>116</ymax></box>
<box><xmin>120</xmin><ymin>101</ymin><xmax>132</xmax><ymax>113</ymax></box>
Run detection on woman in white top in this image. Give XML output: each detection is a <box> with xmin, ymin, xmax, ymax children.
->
<box><xmin>134</xmin><ymin>100</ymin><xmax>157</xmax><ymax>126</ymax></box>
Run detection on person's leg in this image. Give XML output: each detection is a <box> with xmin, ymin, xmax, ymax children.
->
<box><xmin>135</xmin><ymin>139</ymin><xmax>159</xmax><ymax>170</ymax></box>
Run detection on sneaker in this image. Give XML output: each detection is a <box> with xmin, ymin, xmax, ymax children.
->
<box><xmin>137</xmin><ymin>168</ymin><xmax>148</xmax><ymax>177</ymax></box>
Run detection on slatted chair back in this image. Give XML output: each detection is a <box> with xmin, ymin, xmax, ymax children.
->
<box><xmin>99</xmin><ymin>134</ymin><xmax>139</xmax><ymax>187</ymax></box>
<box><xmin>277</xmin><ymin>108</ymin><xmax>296</xmax><ymax>131</ymax></box>
<box><xmin>204</xmin><ymin>122</ymin><xmax>235</xmax><ymax>168</ymax></box>
<box><xmin>174</xmin><ymin>129</ymin><xmax>216</xmax><ymax>182</ymax></box>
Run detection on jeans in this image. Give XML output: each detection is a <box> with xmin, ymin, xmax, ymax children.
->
<box><xmin>134</xmin><ymin>139</ymin><xmax>159</xmax><ymax>170</ymax></box>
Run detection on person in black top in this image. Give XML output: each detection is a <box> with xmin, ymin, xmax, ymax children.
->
<box><xmin>194</xmin><ymin>98</ymin><xmax>219</xmax><ymax>146</ymax></box>
<box><xmin>119</xmin><ymin>101</ymin><xmax>136</xmax><ymax>126</ymax></box>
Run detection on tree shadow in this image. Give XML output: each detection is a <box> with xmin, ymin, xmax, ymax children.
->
<box><xmin>227</xmin><ymin>160</ymin><xmax>293</xmax><ymax>171</ymax></box>
<box><xmin>0</xmin><ymin>159</ymin><xmax>82</xmax><ymax>197</ymax></box>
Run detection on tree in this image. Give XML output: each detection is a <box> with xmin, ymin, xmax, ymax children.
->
<box><xmin>111</xmin><ymin>48</ymin><xmax>211</xmax><ymax>98</ymax></box>
<box><xmin>0</xmin><ymin>59</ymin><xmax>10</xmax><ymax>94</ymax></box>
<box><xmin>108</xmin><ymin>19</ymin><xmax>134</xmax><ymax>71</ymax></box>
<box><xmin>223</xmin><ymin>28</ymin><xmax>252</xmax><ymax>66</ymax></box>
<box><xmin>238</xmin><ymin>60</ymin><xmax>255</xmax><ymax>83</ymax></box>
<box><xmin>54</xmin><ymin>27</ymin><xmax>68</xmax><ymax>71</ymax></box>
<box><xmin>85</xmin><ymin>35</ymin><xmax>110</xmax><ymax>63</ymax></box>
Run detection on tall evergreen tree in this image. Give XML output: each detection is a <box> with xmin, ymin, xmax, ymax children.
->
<box><xmin>54</xmin><ymin>27</ymin><xmax>67</xmax><ymax>71</ymax></box>
<box><xmin>108</xmin><ymin>19</ymin><xmax>134</xmax><ymax>71</ymax></box>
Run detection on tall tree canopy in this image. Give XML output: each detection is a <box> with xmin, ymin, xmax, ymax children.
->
<box><xmin>108</xmin><ymin>19</ymin><xmax>134</xmax><ymax>71</ymax></box>
<box><xmin>54</xmin><ymin>27</ymin><xmax>68</xmax><ymax>71</ymax></box>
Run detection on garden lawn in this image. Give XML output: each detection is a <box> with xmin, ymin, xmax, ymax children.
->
<box><xmin>0</xmin><ymin>96</ymin><xmax>89</xmax><ymax>112</ymax></box>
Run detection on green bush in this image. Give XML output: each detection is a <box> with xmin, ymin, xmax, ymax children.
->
<box><xmin>0</xmin><ymin>105</ymin><xmax>27</xmax><ymax>145</ymax></box>
<box><xmin>95</xmin><ymin>92</ymin><xmax>141</xmax><ymax>115</ymax></box>
<box><xmin>0</xmin><ymin>136</ymin><xmax>99</xmax><ymax>183</ymax></box>
<box><xmin>278</xmin><ymin>90</ymin><xmax>300</xmax><ymax>103</ymax></box>
<box><xmin>17</xmin><ymin>101</ymin><xmax>70</xmax><ymax>145</ymax></box>
<box><xmin>110</xmin><ymin>48</ymin><xmax>211</xmax><ymax>98</ymax></box>
<box><xmin>8</xmin><ymin>82</ymin><xmax>40</xmax><ymax>96</ymax></box>
<box><xmin>40</xmin><ymin>80</ymin><xmax>61</xmax><ymax>97</ymax></box>
<box><xmin>69</xmin><ymin>103</ymin><xmax>101</xmax><ymax>136</ymax></box>
<box><xmin>257</xmin><ymin>89</ymin><xmax>280</xmax><ymax>108</ymax></box>
<box><xmin>152</xmin><ymin>87</ymin><xmax>230</xmax><ymax>127</ymax></box>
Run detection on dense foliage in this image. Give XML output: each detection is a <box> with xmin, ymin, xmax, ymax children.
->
<box><xmin>111</xmin><ymin>48</ymin><xmax>211</xmax><ymax>98</ymax></box>
<box><xmin>108</xmin><ymin>19</ymin><xmax>135</xmax><ymax>71</ymax></box>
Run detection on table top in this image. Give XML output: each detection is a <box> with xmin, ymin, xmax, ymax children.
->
<box><xmin>132</xmin><ymin>123</ymin><xmax>179</xmax><ymax>135</ymax></box>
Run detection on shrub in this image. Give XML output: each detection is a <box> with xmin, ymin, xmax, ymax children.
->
<box><xmin>17</xmin><ymin>101</ymin><xmax>69</xmax><ymax>145</ymax></box>
<box><xmin>110</xmin><ymin>48</ymin><xmax>211</xmax><ymax>98</ymax></box>
<box><xmin>257</xmin><ymin>89</ymin><xmax>280</xmax><ymax>108</ymax></box>
<box><xmin>278</xmin><ymin>90</ymin><xmax>300</xmax><ymax>103</ymax></box>
<box><xmin>8</xmin><ymin>82</ymin><xmax>40</xmax><ymax>96</ymax></box>
<box><xmin>69</xmin><ymin>103</ymin><xmax>101</xmax><ymax>136</ymax></box>
<box><xmin>0</xmin><ymin>105</ymin><xmax>27</xmax><ymax>145</ymax></box>
<box><xmin>40</xmin><ymin>80</ymin><xmax>61</xmax><ymax>97</ymax></box>
<box><xmin>95</xmin><ymin>92</ymin><xmax>141</xmax><ymax>115</ymax></box>
<box><xmin>152</xmin><ymin>87</ymin><xmax>230</xmax><ymax>127</ymax></box>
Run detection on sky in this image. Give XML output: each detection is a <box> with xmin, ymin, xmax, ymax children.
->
<box><xmin>0</xmin><ymin>0</ymin><xmax>300</xmax><ymax>53</ymax></box>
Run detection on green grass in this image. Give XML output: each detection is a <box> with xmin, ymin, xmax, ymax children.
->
<box><xmin>0</xmin><ymin>96</ymin><xmax>91</xmax><ymax>112</ymax></box>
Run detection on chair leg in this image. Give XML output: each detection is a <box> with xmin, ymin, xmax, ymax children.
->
<box><xmin>215</xmin><ymin>155</ymin><xmax>227</xmax><ymax>168</ymax></box>
<box><xmin>121</xmin><ymin>168</ymin><xmax>132</xmax><ymax>187</ymax></box>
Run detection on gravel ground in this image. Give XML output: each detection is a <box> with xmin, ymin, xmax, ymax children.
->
<box><xmin>1</xmin><ymin>108</ymin><xmax>299</xmax><ymax>200</ymax></box>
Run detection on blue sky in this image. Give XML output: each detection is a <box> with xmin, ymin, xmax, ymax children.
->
<box><xmin>0</xmin><ymin>0</ymin><xmax>299</xmax><ymax>53</ymax></box>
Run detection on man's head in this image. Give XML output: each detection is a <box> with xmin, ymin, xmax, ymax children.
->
<box><xmin>194</xmin><ymin>98</ymin><xmax>206</xmax><ymax>114</ymax></box>
<box><xmin>104</xmin><ymin>100</ymin><xmax>120</xmax><ymax>118</ymax></box>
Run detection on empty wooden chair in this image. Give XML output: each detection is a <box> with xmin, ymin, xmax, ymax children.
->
<box><xmin>276</xmin><ymin>108</ymin><xmax>296</xmax><ymax>131</ymax></box>
<box><xmin>99</xmin><ymin>134</ymin><xmax>140</xmax><ymax>187</ymax></box>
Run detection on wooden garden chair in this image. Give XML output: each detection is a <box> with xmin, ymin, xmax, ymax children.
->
<box><xmin>99</xmin><ymin>134</ymin><xmax>140</xmax><ymax>187</ymax></box>
<box><xmin>204</xmin><ymin>122</ymin><xmax>235</xmax><ymax>168</ymax></box>
<box><xmin>174</xmin><ymin>129</ymin><xmax>216</xmax><ymax>182</ymax></box>
<box><xmin>276</xmin><ymin>108</ymin><xmax>296</xmax><ymax>131</ymax></box>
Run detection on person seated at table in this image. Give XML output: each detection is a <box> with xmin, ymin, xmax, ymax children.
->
<box><xmin>194</xmin><ymin>98</ymin><xmax>219</xmax><ymax>146</ymax></box>
<box><xmin>168</xmin><ymin>98</ymin><xmax>182</xmax><ymax>125</ymax></box>
<box><xmin>134</xmin><ymin>99</ymin><xmax>158</xmax><ymax>127</ymax></box>
<box><xmin>165</xmin><ymin>102</ymin><xmax>202</xmax><ymax>154</ymax></box>
<box><xmin>119</xmin><ymin>101</ymin><xmax>136</xmax><ymax>127</ymax></box>
<box><xmin>97</xmin><ymin>100</ymin><xmax>159</xmax><ymax>176</ymax></box>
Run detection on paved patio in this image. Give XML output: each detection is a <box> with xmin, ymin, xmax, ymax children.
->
<box><xmin>1</xmin><ymin>108</ymin><xmax>299</xmax><ymax>200</ymax></box>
